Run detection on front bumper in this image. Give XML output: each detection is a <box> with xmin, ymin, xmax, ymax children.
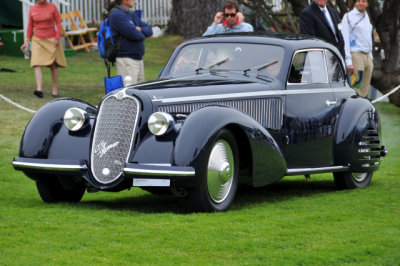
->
<box><xmin>12</xmin><ymin>157</ymin><xmax>197</xmax><ymax>188</ymax></box>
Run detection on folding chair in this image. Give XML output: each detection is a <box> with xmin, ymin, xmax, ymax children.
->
<box><xmin>60</xmin><ymin>11</ymin><xmax>97</xmax><ymax>52</ymax></box>
<box><xmin>69</xmin><ymin>10</ymin><xmax>98</xmax><ymax>45</ymax></box>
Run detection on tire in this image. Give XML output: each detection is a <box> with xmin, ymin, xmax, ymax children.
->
<box><xmin>190</xmin><ymin>129</ymin><xmax>239</xmax><ymax>212</ymax></box>
<box><xmin>36</xmin><ymin>176</ymin><xmax>86</xmax><ymax>203</ymax></box>
<box><xmin>333</xmin><ymin>172</ymin><xmax>373</xmax><ymax>189</ymax></box>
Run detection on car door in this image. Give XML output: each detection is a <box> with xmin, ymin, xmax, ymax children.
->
<box><xmin>284</xmin><ymin>49</ymin><xmax>338</xmax><ymax>168</ymax></box>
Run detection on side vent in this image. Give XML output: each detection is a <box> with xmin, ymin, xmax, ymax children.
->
<box><xmin>158</xmin><ymin>98</ymin><xmax>283</xmax><ymax>130</ymax></box>
<box><xmin>358</xmin><ymin>127</ymin><xmax>381</xmax><ymax>168</ymax></box>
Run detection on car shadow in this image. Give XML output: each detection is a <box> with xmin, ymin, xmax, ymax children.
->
<box><xmin>78</xmin><ymin>178</ymin><xmax>338</xmax><ymax>214</ymax></box>
<box><xmin>233</xmin><ymin>178</ymin><xmax>337</xmax><ymax>209</ymax></box>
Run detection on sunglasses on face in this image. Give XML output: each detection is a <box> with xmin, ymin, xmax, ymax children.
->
<box><xmin>224</xmin><ymin>13</ymin><xmax>236</xmax><ymax>17</ymax></box>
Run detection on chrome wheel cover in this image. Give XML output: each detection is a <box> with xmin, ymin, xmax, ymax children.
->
<box><xmin>352</xmin><ymin>173</ymin><xmax>368</xmax><ymax>182</ymax></box>
<box><xmin>207</xmin><ymin>140</ymin><xmax>234</xmax><ymax>203</ymax></box>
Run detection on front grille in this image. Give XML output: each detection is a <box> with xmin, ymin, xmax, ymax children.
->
<box><xmin>91</xmin><ymin>93</ymin><xmax>140</xmax><ymax>184</ymax></box>
<box><xmin>158</xmin><ymin>98</ymin><xmax>283</xmax><ymax>130</ymax></box>
<box><xmin>358</xmin><ymin>127</ymin><xmax>381</xmax><ymax>168</ymax></box>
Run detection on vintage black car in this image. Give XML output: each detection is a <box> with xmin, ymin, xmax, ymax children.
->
<box><xmin>13</xmin><ymin>33</ymin><xmax>387</xmax><ymax>212</ymax></box>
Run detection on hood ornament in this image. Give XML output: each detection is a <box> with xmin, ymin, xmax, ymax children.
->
<box><xmin>116</xmin><ymin>90</ymin><xmax>125</xmax><ymax>100</ymax></box>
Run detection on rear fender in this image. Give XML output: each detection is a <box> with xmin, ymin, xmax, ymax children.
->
<box><xmin>334</xmin><ymin>97</ymin><xmax>382</xmax><ymax>172</ymax></box>
<box><xmin>173</xmin><ymin>106</ymin><xmax>287</xmax><ymax>187</ymax></box>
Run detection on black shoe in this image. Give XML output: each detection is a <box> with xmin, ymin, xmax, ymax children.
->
<box><xmin>52</xmin><ymin>94</ymin><xmax>59</xmax><ymax>98</ymax></box>
<box><xmin>34</xmin><ymin>90</ymin><xmax>43</xmax><ymax>98</ymax></box>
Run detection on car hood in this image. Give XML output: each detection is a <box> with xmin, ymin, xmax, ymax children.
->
<box><xmin>126</xmin><ymin>74</ymin><xmax>283</xmax><ymax>103</ymax></box>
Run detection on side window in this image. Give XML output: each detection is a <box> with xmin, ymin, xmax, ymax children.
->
<box><xmin>288</xmin><ymin>50</ymin><xmax>327</xmax><ymax>84</ymax></box>
<box><xmin>326</xmin><ymin>50</ymin><xmax>345</xmax><ymax>84</ymax></box>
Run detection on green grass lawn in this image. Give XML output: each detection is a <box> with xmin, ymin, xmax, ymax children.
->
<box><xmin>0</xmin><ymin>35</ymin><xmax>399</xmax><ymax>264</ymax></box>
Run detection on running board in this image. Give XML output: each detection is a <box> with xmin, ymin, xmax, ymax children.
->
<box><xmin>285</xmin><ymin>165</ymin><xmax>349</xmax><ymax>176</ymax></box>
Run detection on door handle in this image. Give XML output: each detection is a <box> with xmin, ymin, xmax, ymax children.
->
<box><xmin>326</xmin><ymin>100</ymin><xmax>337</xmax><ymax>106</ymax></box>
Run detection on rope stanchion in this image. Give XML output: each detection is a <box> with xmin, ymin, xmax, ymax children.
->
<box><xmin>371</xmin><ymin>85</ymin><xmax>400</xmax><ymax>104</ymax></box>
<box><xmin>0</xmin><ymin>92</ymin><xmax>36</xmax><ymax>114</ymax></box>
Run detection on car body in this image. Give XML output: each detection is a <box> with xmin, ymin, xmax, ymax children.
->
<box><xmin>12</xmin><ymin>33</ymin><xmax>387</xmax><ymax>212</ymax></box>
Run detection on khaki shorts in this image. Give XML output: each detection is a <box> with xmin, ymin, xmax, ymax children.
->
<box><xmin>116</xmin><ymin>57</ymin><xmax>145</xmax><ymax>86</ymax></box>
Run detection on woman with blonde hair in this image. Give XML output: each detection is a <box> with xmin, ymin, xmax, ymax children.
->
<box><xmin>20</xmin><ymin>0</ymin><xmax>67</xmax><ymax>98</ymax></box>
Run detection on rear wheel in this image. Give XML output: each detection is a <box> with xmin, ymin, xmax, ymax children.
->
<box><xmin>333</xmin><ymin>172</ymin><xmax>373</xmax><ymax>189</ymax></box>
<box><xmin>36</xmin><ymin>176</ymin><xmax>86</xmax><ymax>203</ymax></box>
<box><xmin>190</xmin><ymin>129</ymin><xmax>239</xmax><ymax>212</ymax></box>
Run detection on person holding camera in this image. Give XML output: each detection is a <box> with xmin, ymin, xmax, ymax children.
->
<box><xmin>203</xmin><ymin>0</ymin><xmax>253</xmax><ymax>36</ymax></box>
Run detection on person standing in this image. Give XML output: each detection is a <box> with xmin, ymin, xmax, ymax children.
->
<box><xmin>20</xmin><ymin>0</ymin><xmax>67</xmax><ymax>98</ymax></box>
<box><xmin>299</xmin><ymin>0</ymin><xmax>345</xmax><ymax>58</ymax></box>
<box><xmin>341</xmin><ymin>0</ymin><xmax>373</xmax><ymax>98</ymax></box>
<box><xmin>109</xmin><ymin>0</ymin><xmax>153</xmax><ymax>85</ymax></box>
<box><xmin>203</xmin><ymin>0</ymin><xmax>253</xmax><ymax>36</ymax></box>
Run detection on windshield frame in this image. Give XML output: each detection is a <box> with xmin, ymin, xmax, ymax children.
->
<box><xmin>162</xmin><ymin>42</ymin><xmax>286</xmax><ymax>81</ymax></box>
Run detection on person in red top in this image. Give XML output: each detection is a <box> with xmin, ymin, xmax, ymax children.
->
<box><xmin>20</xmin><ymin>0</ymin><xmax>67</xmax><ymax>98</ymax></box>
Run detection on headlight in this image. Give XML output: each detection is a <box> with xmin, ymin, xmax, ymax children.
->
<box><xmin>63</xmin><ymin>107</ymin><xmax>89</xmax><ymax>131</ymax></box>
<box><xmin>148</xmin><ymin>112</ymin><xmax>174</xmax><ymax>136</ymax></box>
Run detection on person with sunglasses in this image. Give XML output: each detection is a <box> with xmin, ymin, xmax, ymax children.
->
<box><xmin>203</xmin><ymin>0</ymin><xmax>253</xmax><ymax>36</ymax></box>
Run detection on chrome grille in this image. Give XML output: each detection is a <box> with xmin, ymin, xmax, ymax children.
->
<box><xmin>158</xmin><ymin>98</ymin><xmax>283</xmax><ymax>130</ymax></box>
<box><xmin>91</xmin><ymin>93</ymin><xmax>140</xmax><ymax>184</ymax></box>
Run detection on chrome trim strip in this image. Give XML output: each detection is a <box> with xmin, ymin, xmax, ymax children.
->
<box><xmin>286</xmin><ymin>165</ymin><xmax>349</xmax><ymax>175</ymax></box>
<box><xmin>152</xmin><ymin>88</ymin><xmax>353</xmax><ymax>104</ymax></box>
<box><xmin>12</xmin><ymin>161</ymin><xmax>87</xmax><ymax>171</ymax></box>
<box><xmin>128</xmin><ymin>74</ymin><xmax>210</xmax><ymax>89</ymax></box>
<box><xmin>124</xmin><ymin>167</ymin><xmax>195</xmax><ymax>176</ymax></box>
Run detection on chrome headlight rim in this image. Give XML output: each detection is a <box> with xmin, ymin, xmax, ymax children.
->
<box><xmin>63</xmin><ymin>107</ymin><xmax>89</xmax><ymax>131</ymax></box>
<box><xmin>148</xmin><ymin>112</ymin><xmax>174</xmax><ymax>136</ymax></box>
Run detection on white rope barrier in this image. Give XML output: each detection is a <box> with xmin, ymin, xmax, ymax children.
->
<box><xmin>371</xmin><ymin>85</ymin><xmax>400</xmax><ymax>104</ymax></box>
<box><xmin>0</xmin><ymin>93</ymin><xmax>36</xmax><ymax>114</ymax></box>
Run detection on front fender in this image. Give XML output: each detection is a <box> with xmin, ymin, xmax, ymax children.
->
<box><xmin>19</xmin><ymin>98</ymin><xmax>96</xmax><ymax>161</ymax></box>
<box><xmin>334</xmin><ymin>97</ymin><xmax>382</xmax><ymax>172</ymax></box>
<box><xmin>173</xmin><ymin>106</ymin><xmax>287</xmax><ymax>187</ymax></box>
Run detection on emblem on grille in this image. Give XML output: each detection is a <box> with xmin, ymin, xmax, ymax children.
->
<box><xmin>116</xmin><ymin>91</ymin><xmax>125</xmax><ymax>100</ymax></box>
<box><xmin>94</xmin><ymin>141</ymin><xmax>119</xmax><ymax>158</ymax></box>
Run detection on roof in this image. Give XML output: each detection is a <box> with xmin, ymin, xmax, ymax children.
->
<box><xmin>184</xmin><ymin>31</ymin><xmax>341</xmax><ymax>56</ymax></box>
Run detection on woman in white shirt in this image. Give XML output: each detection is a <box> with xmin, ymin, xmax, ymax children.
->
<box><xmin>341</xmin><ymin>0</ymin><xmax>373</xmax><ymax>98</ymax></box>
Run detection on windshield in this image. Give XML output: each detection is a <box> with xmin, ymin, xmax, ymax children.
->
<box><xmin>169</xmin><ymin>43</ymin><xmax>285</xmax><ymax>78</ymax></box>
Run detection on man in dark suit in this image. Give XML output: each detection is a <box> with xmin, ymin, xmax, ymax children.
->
<box><xmin>300</xmin><ymin>0</ymin><xmax>345</xmax><ymax>58</ymax></box>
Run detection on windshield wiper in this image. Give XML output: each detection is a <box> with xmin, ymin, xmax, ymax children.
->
<box><xmin>243</xmin><ymin>60</ymin><xmax>278</xmax><ymax>75</ymax></box>
<box><xmin>195</xmin><ymin>57</ymin><xmax>230</xmax><ymax>74</ymax></box>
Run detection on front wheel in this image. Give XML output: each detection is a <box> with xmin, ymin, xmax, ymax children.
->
<box><xmin>190</xmin><ymin>129</ymin><xmax>239</xmax><ymax>212</ymax></box>
<box><xmin>333</xmin><ymin>172</ymin><xmax>373</xmax><ymax>189</ymax></box>
<box><xmin>36</xmin><ymin>176</ymin><xmax>86</xmax><ymax>203</ymax></box>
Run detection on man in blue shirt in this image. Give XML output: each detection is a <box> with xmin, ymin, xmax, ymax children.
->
<box><xmin>341</xmin><ymin>0</ymin><xmax>373</xmax><ymax>98</ymax></box>
<box><xmin>109</xmin><ymin>0</ymin><xmax>153</xmax><ymax>85</ymax></box>
<box><xmin>203</xmin><ymin>0</ymin><xmax>253</xmax><ymax>36</ymax></box>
